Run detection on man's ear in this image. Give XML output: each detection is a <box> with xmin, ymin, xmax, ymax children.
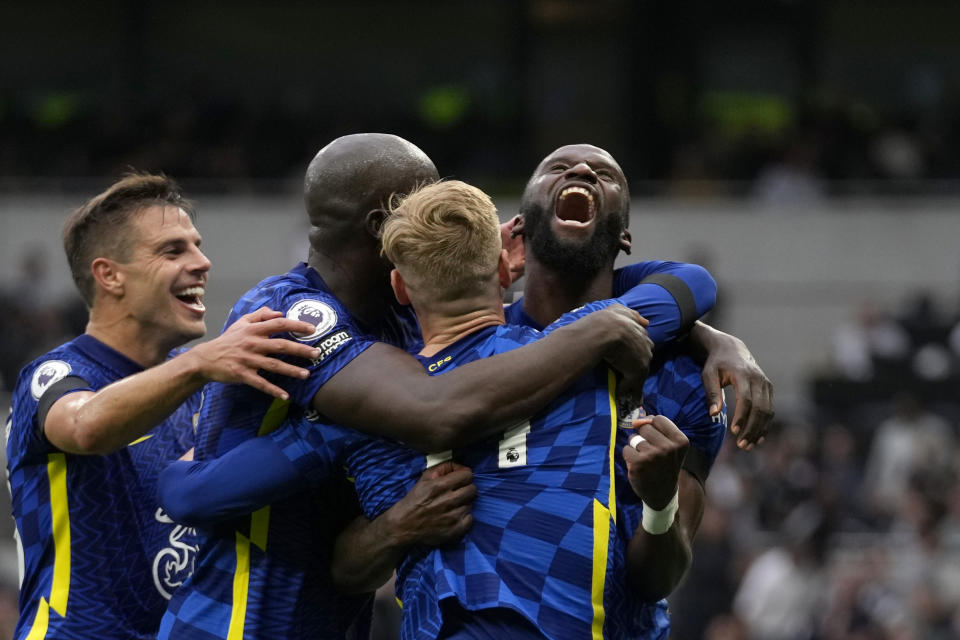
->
<box><xmin>390</xmin><ymin>268</ymin><xmax>410</xmax><ymax>305</ymax></box>
<box><xmin>91</xmin><ymin>257</ymin><xmax>124</xmax><ymax>297</ymax></box>
<box><xmin>510</xmin><ymin>214</ymin><xmax>525</xmax><ymax>238</ymax></box>
<box><xmin>619</xmin><ymin>228</ymin><xmax>632</xmax><ymax>255</ymax></box>
<box><xmin>497</xmin><ymin>250</ymin><xmax>512</xmax><ymax>289</ymax></box>
<box><xmin>366</xmin><ymin>208</ymin><xmax>388</xmax><ymax>239</ymax></box>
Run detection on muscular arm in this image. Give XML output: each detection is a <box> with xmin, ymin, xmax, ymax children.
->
<box><xmin>313</xmin><ymin>305</ymin><xmax>652</xmax><ymax>451</ymax></box>
<box><xmin>45</xmin><ymin>309</ymin><xmax>319</xmax><ymax>455</ymax></box>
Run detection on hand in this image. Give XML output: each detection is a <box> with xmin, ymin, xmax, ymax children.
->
<box><xmin>500</xmin><ymin>215</ymin><xmax>526</xmax><ymax>284</ymax></box>
<box><xmin>696</xmin><ymin>326</ymin><xmax>774</xmax><ymax>450</ymax></box>
<box><xmin>596</xmin><ymin>304</ymin><xmax>653</xmax><ymax>399</ymax></box>
<box><xmin>622</xmin><ymin>415</ymin><xmax>689</xmax><ymax>510</ymax></box>
<box><xmin>386</xmin><ymin>461</ymin><xmax>477</xmax><ymax>547</ymax></box>
<box><xmin>189</xmin><ymin>307</ymin><xmax>321</xmax><ymax>400</ymax></box>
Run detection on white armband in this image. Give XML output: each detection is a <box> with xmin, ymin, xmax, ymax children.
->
<box><xmin>641</xmin><ymin>489</ymin><xmax>679</xmax><ymax>535</ymax></box>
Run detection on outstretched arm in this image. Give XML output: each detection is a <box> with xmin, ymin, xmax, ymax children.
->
<box><xmin>312</xmin><ymin>304</ymin><xmax>653</xmax><ymax>451</ymax></box>
<box><xmin>44</xmin><ymin>309</ymin><xmax>319</xmax><ymax>455</ymax></box>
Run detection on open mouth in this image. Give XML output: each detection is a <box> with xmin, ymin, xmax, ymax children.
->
<box><xmin>555</xmin><ymin>186</ymin><xmax>596</xmax><ymax>226</ymax></box>
<box><xmin>174</xmin><ymin>285</ymin><xmax>206</xmax><ymax>313</ymax></box>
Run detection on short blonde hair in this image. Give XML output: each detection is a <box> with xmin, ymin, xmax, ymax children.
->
<box><xmin>381</xmin><ymin>180</ymin><xmax>501</xmax><ymax>302</ymax></box>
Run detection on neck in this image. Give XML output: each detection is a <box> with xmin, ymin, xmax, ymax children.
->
<box><xmin>308</xmin><ymin>248</ymin><xmax>390</xmax><ymax>326</ymax></box>
<box><xmin>86</xmin><ymin>306</ymin><xmax>178</xmax><ymax>368</ymax></box>
<box><xmin>415</xmin><ymin>297</ymin><xmax>505</xmax><ymax>357</ymax></box>
<box><xmin>520</xmin><ymin>254</ymin><xmax>615</xmax><ymax>327</ymax></box>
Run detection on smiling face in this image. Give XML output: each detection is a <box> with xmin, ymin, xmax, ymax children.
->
<box><xmin>519</xmin><ymin>144</ymin><xmax>630</xmax><ymax>276</ymax></box>
<box><xmin>116</xmin><ymin>205</ymin><xmax>211</xmax><ymax>346</ymax></box>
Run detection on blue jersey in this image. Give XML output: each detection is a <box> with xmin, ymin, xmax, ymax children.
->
<box><xmin>6</xmin><ymin>335</ymin><xmax>198</xmax><ymax>640</ymax></box>
<box><xmin>508</xmin><ymin>261</ymin><xmax>728</xmax><ymax>640</ymax></box>
<box><xmin>343</xmin><ymin>318</ymin><xmax>625</xmax><ymax>640</ymax></box>
<box><xmin>159</xmin><ymin>259</ymin><xmax>716</xmax><ymax>639</ymax></box>
<box><xmin>161</xmin><ymin>263</ymin><xmax>394</xmax><ymax>640</ymax></box>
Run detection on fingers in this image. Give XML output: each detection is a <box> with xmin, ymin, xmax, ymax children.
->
<box><xmin>246</xmin><ymin>316</ymin><xmax>318</xmax><ymax>340</ymax></box>
<box><xmin>700</xmin><ymin>367</ymin><xmax>723</xmax><ymax>416</ymax></box>
<box><xmin>734</xmin><ymin>377</ymin><xmax>775</xmax><ymax>450</ymax></box>
<box><xmin>241</xmin><ymin>307</ymin><xmax>283</xmax><ymax>322</ymax></box>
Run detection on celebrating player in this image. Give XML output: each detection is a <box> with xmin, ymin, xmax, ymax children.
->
<box><xmin>506</xmin><ymin>143</ymin><xmax>775</xmax><ymax>636</ymax></box>
<box><xmin>5</xmin><ymin>173</ymin><xmax>323</xmax><ymax>639</ymax></box>
<box><xmin>157</xmin><ymin>134</ymin><xmax>662</xmax><ymax>639</ymax></box>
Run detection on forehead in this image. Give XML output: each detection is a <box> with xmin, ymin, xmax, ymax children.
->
<box><xmin>538</xmin><ymin>145</ymin><xmax>622</xmax><ymax>173</ymax></box>
<box><xmin>129</xmin><ymin>205</ymin><xmax>198</xmax><ymax>242</ymax></box>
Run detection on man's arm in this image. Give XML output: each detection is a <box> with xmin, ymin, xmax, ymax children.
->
<box><xmin>312</xmin><ymin>304</ymin><xmax>653</xmax><ymax>452</ymax></box>
<box><xmin>684</xmin><ymin>322</ymin><xmax>775</xmax><ymax>449</ymax></box>
<box><xmin>159</xmin><ymin>434</ymin><xmax>477</xmax><ymax>593</ymax></box>
<box><xmin>621</xmin><ymin>415</ymin><xmax>695</xmax><ymax>602</ymax></box>
<box><xmin>330</xmin><ymin>461</ymin><xmax>476</xmax><ymax>593</ymax></box>
<box><xmin>44</xmin><ymin>308</ymin><xmax>319</xmax><ymax>455</ymax></box>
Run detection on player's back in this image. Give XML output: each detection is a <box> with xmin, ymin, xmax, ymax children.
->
<box><xmin>7</xmin><ymin>335</ymin><xmax>197</xmax><ymax>640</ymax></box>
<box><xmin>346</xmin><ymin>322</ymin><xmax>622</xmax><ymax>640</ymax></box>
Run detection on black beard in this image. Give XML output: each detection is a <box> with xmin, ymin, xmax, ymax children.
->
<box><xmin>520</xmin><ymin>201</ymin><xmax>623</xmax><ymax>278</ymax></box>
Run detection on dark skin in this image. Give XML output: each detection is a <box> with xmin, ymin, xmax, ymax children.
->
<box><xmin>512</xmin><ymin>143</ymin><xmax>774</xmax><ymax>601</ymax></box>
<box><xmin>301</xmin><ymin>135</ymin><xmax>655</xmax><ymax>593</ymax></box>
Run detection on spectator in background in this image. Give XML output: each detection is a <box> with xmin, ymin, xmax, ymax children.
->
<box><xmin>861</xmin><ymin>392</ymin><xmax>954</xmax><ymax>521</ymax></box>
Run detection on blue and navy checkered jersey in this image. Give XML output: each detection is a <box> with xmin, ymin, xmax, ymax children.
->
<box><xmin>6</xmin><ymin>334</ymin><xmax>198</xmax><ymax>640</ymax></box>
<box><xmin>337</xmin><ymin>315</ymin><xmax>626</xmax><ymax>640</ymax></box>
<box><xmin>160</xmin><ymin>263</ymin><xmax>393</xmax><ymax>640</ymax></box>
<box><xmin>509</xmin><ymin>261</ymin><xmax>727</xmax><ymax>640</ymax></box>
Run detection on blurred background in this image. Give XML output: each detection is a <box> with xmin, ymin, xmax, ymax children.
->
<box><xmin>2</xmin><ymin>1</ymin><xmax>960</xmax><ymax>638</ymax></box>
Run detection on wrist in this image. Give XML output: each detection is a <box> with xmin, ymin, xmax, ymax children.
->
<box><xmin>641</xmin><ymin>489</ymin><xmax>679</xmax><ymax>535</ymax></box>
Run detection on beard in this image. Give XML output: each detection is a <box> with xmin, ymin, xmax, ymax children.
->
<box><xmin>520</xmin><ymin>201</ymin><xmax>624</xmax><ymax>278</ymax></box>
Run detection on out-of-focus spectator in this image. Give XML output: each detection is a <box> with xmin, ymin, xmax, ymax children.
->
<box><xmin>832</xmin><ymin>301</ymin><xmax>911</xmax><ymax>382</ymax></box>
<box><xmin>733</xmin><ymin>502</ymin><xmax>828</xmax><ymax>640</ymax></box>
<box><xmin>861</xmin><ymin>393</ymin><xmax>954</xmax><ymax>520</ymax></box>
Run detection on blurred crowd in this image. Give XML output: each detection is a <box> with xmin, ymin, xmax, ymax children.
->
<box><xmin>2</xmin><ymin>274</ymin><xmax>960</xmax><ymax>640</ymax></box>
<box><xmin>3</xmin><ymin>86</ymin><xmax>960</xmax><ymax>201</ymax></box>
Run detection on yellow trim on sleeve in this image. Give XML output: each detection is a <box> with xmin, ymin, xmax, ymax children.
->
<box><xmin>591</xmin><ymin>499</ymin><xmax>612</xmax><ymax>640</ymax></box>
<box><xmin>226</xmin><ymin>532</ymin><xmax>252</xmax><ymax>640</ymax></box>
<box><xmin>47</xmin><ymin>453</ymin><xmax>70</xmax><ymax>616</ymax></box>
<box><xmin>250</xmin><ymin>506</ymin><xmax>271</xmax><ymax>552</ymax></box>
<box><xmin>24</xmin><ymin>597</ymin><xmax>50</xmax><ymax>640</ymax></box>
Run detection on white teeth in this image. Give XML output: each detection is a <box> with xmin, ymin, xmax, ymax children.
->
<box><xmin>176</xmin><ymin>286</ymin><xmax>205</xmax><ymax>297</ymax></box>
<box><xmin>560</xmin><ymin>186</ymin><xmax>594</xmax><ymax>202</ymax></box>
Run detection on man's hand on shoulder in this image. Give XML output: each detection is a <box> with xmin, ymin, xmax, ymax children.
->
<box><xmin>689</xmin><ymin>323</ymin><xmax>774</xmax><ymax>450</ymax></box>
<box><xmin>187</xmin><ymin>307</ymin><xmax>321</xmax><ymax>400</ymax></box>
<box><xmin>593</xmin><ymin>304</ymin><xmax>654</xmax><ymax>399</ymax></box>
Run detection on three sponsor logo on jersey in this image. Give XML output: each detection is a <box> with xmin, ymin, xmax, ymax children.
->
<box><xmin>286</xmin><ymin>299</ymin><xmax>352</xmax><ymax>364</ymax></box>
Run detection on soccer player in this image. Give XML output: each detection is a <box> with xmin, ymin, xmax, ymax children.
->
<box><xmin>5</xmin><ymin>173</ymin><xmax>324</xmax><ymax>639</ymax></box>
<box><xmin>506</xmin><ymin>143</ymin><xmax>775</xmax><ymax>636</ymax></box>
<box><xmin>158</xmin><ymin>134</ymin><xmax>661</xmax><ymax>639</ymax></box>
<box><xmin>159</xmin><ymin>178</ymin><xmax>718</xmax><ymax>639</ymax></box>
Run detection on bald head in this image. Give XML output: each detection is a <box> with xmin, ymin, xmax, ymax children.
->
<box><xmin>304</xmin><ymin>133</ymin><xmax>439</xmax><ymax>234</ymax></box>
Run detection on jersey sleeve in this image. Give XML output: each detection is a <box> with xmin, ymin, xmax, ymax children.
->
<box><xmin>226</xmin><ymin>285</ymin><xmax>380</xmax><ymax>408</ymax></box>
<box><xmin>613</xmin><ymin>261</ymin><xmax>717</xmax><ymax>340</ymax></box>
<box><xmin>10</xmin><ymin>358</ymin><xmax>94</xmax><ymax>460</ymax></box>
<box><xmin>540</xmin><ymin>266</ymin><xmax>716</xmax><ymax>347</ymax></box>
<box><xmin>157</xmin><ymin>416</ymin><xmax>362</xmax><ymax>527</ymax></box>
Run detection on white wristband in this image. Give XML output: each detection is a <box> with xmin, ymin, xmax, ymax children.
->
<box><xmin>641</xmin><ymin>489</ymin><xmax>679</xmax><ymax>535</ymax></box>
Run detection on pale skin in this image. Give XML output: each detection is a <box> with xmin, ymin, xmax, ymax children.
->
<box><xmin>44</xmin><ymin>205</ymin><xmax>320</xmax><ymax>455</ymax></box>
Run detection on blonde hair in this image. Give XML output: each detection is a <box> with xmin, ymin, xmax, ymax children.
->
<box><xmin>381</xmin><ymin>180</ymin><xmax>501</xmax><ymax>302</ymax></box>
